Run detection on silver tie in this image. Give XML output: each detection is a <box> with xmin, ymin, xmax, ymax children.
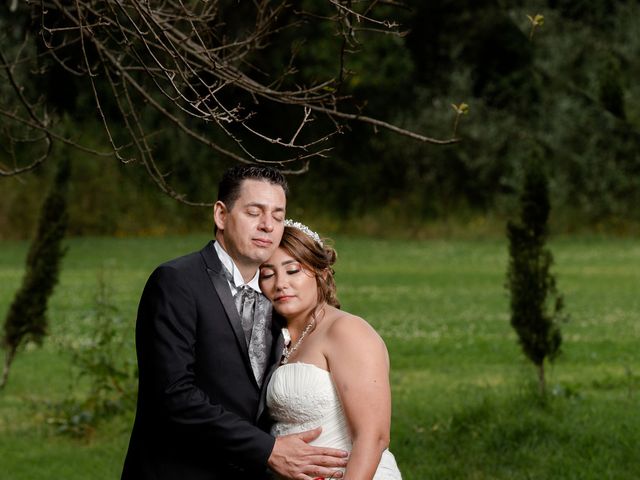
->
<box><xmin>223</xmin><ymin>268</ymin><xmax>271</xmax><ymax>386</ymax></box>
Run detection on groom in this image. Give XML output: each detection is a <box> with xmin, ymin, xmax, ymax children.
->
<box><xmin>121</xmin><ymin>165</ymin><xmax>348</xmax><ymax>479</ymax></box>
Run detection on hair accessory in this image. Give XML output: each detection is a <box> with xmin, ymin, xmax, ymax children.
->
<box><xmin>284</xmin><ymin>219</ymin><xmax>323</xmax><ymax>246</ymax></box>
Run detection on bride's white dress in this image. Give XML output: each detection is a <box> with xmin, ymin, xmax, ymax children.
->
<box><xmin>266</xmin><ymin>362</ymin><xmax>402</xmax><ymax>479</ymax></box>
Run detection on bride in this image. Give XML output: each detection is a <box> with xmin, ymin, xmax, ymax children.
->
<box><xmin>260</xmin><ymin>221</ymin><xmax>402</xmax><ymax>480</ymax></box>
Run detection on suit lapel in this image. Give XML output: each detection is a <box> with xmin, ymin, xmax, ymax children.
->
<box><xmin>200</xmin><ymin>242</ymin><xmax>251</xmax><ymax>369</ymax></box>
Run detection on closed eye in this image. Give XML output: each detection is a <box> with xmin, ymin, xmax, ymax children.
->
<box><xmin>260</xmin><ymin>268</ymin><xmax>275</xmax><ymax>279</ymax></box>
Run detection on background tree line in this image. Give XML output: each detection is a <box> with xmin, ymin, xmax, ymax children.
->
<box><xmin>2</xmin><ymin>0</ymin><xmax>639</xmax><ymax>239</ymax></box>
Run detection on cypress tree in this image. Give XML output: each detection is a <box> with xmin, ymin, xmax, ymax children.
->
<box><xmin>1</xmin><ymin>157</ymin><xmax>70</xmax><ymax>389</ymax></box>
<box><xmin>506</xmin><ymin>160</ymin><xmax>567</xmax><ymax>395</ymax></box>
<box><xmin>599</xmin><ymin>56</ymin><xmax>626</xmax><ymax>120</ymax></box>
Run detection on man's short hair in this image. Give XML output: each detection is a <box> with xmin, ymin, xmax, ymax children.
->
<box><xmin>217</xmin><ymin>165</ymin><xmax>289</xmax><ymax>210</ymax></box>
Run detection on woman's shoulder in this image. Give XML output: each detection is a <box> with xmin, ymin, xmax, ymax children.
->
<box><xmin>323</xmin><ymin>307</ymin><xmax>385</xmax><ymax>345</ymax></box>
<box><xmin>321</xmin><ymin>307</ymin><xmax>389</xmax><ymax>369</ymax></box>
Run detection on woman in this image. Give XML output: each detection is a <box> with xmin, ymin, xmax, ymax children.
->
<box><xmin>259</xmin><ymin>221</ymin><xmax>402</xmax><ymax>480</ymax></box>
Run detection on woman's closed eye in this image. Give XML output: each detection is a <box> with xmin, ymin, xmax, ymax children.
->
<box><xmin>260</xmin><ymin>268</ymin><xmax>275</xmax><ymax>279</ymax></box>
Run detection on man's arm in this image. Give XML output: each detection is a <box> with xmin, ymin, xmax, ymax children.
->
<box><xmin>137</xmin><ymin>265</ymin><xmax>274</xmax><ymax>468</ymax></box>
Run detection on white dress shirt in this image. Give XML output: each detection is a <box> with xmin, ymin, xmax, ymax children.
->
<box><xmin>213</xmin><ymin>241</ymin><xmax>262</xmax><ymax>295</ymax></box>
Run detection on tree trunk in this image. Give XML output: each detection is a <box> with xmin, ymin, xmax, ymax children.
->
<box><xmin>0</xmin><ymin>345</ymin><xmax>16</xmax><ymax>390</ymax></box>
<box><xmin>537</xmin><ymin>362</ymin><xmax>545</xmax><ymax>396</ymax></box>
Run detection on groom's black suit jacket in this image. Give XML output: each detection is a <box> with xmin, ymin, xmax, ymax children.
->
<box><xmin>121</xmin><ymin>242</ymin><xmax>284</xmax><ymax>480</ymax></box>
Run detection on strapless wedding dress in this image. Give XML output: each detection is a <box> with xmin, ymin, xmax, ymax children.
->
<box><xmin>266</xmin><ymin>362</ymin><xmax>402</xmax><ymax>479</ymax></box>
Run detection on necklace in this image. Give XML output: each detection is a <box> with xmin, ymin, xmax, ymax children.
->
<box><xmin>281</xmin><ymin>318</ymin><xmax>316</xmax><ymax>365</ymax></box>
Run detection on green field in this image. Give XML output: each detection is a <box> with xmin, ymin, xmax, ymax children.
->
<box><xmin>1</xmin><ymin>235</ymin><xmax>639</xmax><ymax>479</ymax></box>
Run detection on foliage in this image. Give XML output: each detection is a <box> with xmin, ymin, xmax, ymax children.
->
<box><xmin>0</xmin><ymin>128</ymin><xmax>212</xmax><ymax>240</ymax></box>
<box><xmin>0</xmin><ymin>0</ymin><xmax>454</xmax><ymax>204</ymax></box>
<box><xmin>1</xmin><ymin>157</ymin><xmax>70</xmax><ymax>388</ymax></box>
<box><xmin>3</xmin><ymin>1</ymin><xmax>640</xmax><ymax>238</ymax></box>
<box><xmin>44</xmin><ymin>274</ymin><xmax>137</xmax><ymax>438</ymax></box>
<box><xmin>339</xmin><ymin>0</ymin><xmax>640</xmax><ymax>233</ymax></box>
<box><xmin>506</xmin><ymin>160</ymin><xmax>567</xmax><ymax>395</ymax></box>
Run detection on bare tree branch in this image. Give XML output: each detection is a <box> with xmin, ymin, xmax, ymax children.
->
<box><xmin>0</xmin><ymin>0</ymin><xmax>457</xmax><ymax>204</ymax></box>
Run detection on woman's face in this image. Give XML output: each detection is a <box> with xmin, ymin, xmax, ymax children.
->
<box><xmin>259</xmin><ymin>247</ymin><xmax>318</xmax><ymax>320</ymax></box>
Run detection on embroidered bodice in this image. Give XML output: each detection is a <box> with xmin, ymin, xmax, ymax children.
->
<box><xmin>266</xmin><ymin>362</ymin><xmax>402</xmax><ymax>479</ymax></box>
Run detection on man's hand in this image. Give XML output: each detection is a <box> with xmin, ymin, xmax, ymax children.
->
<box><xmin>267</xmin><ymin>427</ymin><xmax>349</xmax><ymax>480</ymax></box>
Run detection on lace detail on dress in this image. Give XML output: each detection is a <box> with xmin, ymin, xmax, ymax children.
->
<box><xmin>266</xmin><ymin>362</ymin><xmax>402</xmax><ymax>479</ymax></box>
<box><xmin>267</xmin><ymin>363</ymin><xmax>348</xmax><ymax>442</ymax></box>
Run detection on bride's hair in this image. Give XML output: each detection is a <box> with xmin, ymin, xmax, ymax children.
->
<box><xmin>280</xmin><ymin>226</ymin><xmax>340</xmax><ymax>310</ymax></box>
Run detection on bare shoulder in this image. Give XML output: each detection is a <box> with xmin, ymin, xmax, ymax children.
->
<box><xmin>322</xmin><ymin>307</ymin><xmax>390</xmax><ymax>374</ymax></box>
<box><xmin>324</xmin><ymin>307</ymin><xmax>387</xmax><ymax>349</ymax></box>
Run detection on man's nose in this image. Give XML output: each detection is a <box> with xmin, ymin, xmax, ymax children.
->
<box><xmin>259</xmin><ymin>215</ymin><xmax>274</xmax><ymax>232</ymax></box>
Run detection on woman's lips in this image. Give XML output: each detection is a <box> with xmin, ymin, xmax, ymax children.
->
<box><xmin>275</xmin><ymin>295</ymin><xmax>294</xmax><ymax>302</ymax></box>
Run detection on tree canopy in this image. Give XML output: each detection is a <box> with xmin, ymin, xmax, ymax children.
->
<box><xmin>0</xmin><ymin>0</ymin><xmax>455</xmax><ymax>204</ymax></box>
<box><xmin>2</xmin><ymin>0</ymin><xmax>639</xmax><ymax>238</ymax></box>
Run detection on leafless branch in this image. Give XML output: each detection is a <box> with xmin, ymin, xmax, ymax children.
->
<box><xmin>0</xmin><ymin>0</ymin><xmax>456</xmax><ymax>204</ymax></box>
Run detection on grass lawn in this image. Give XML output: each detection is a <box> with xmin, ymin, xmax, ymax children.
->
<box><xmin>1</xmin><ymin>235</ymin><xmax>639</xmax><ymax>479</ymax></box>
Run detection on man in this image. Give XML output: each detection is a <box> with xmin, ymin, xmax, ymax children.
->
<box><xmin>122</xmin><ymin>166</ymin><xmax>348</xmax><ymax>479</ymax></box>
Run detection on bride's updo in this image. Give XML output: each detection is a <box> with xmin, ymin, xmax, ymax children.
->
<box><xmin>280</xmin><ymin>225</ymin><xmax>340</xmax><ymax>309</ymax></box>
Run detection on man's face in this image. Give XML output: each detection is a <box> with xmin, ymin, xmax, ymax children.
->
<box><xmin>214</xmin><ymin>179</ymin><xmax>286</xmax><ymax>271</ymax></box>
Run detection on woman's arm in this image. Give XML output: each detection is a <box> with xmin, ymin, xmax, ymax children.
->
<box><xmin>326</xmin><ymin>314</ymin><xmax>392</xmax><ymax>480</ymax></box>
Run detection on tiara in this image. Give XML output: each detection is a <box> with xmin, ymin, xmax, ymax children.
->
<box><xmin>284</xmin><ymin>219</ymin><xmax>323</xmax><ymax>246</ymax></box>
